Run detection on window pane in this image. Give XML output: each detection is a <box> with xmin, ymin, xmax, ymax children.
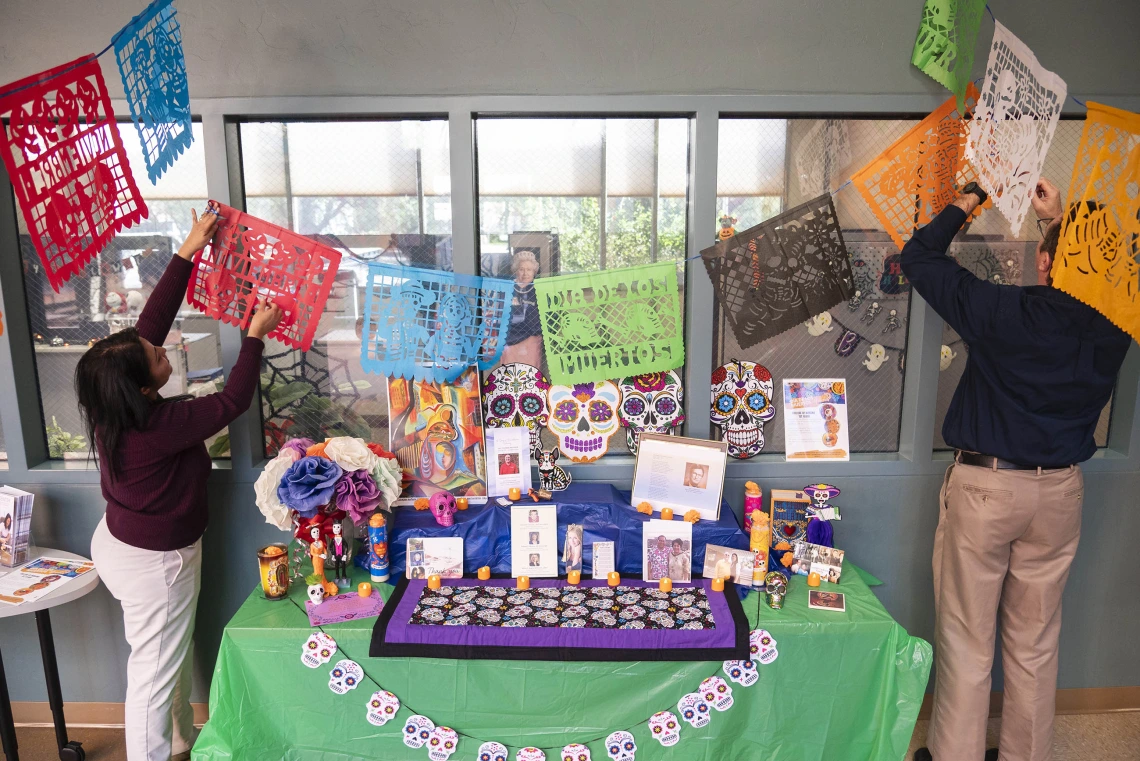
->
<box><xmin>932</xmin><ymin>118</ymin><xmax>1113</xmax><ymax>449</ymax></box>
<box><xmin>476</xmin><ymin>117</ymin><xmax>691</xmax><ymax>458</ymax></box>
<box><xmin>15</xmin><ymin>123</ymin><xmax>230</xmax><ymax>461</ymax></box>
<box><xmin>714</xmin><ymin>118</ymin><xmax>915</xmax><ymax>454</ymax></box>
<box><xmin>238</xmin><ymin>120</ymin><xmax>453</xmax><ymax>457</ymax></box>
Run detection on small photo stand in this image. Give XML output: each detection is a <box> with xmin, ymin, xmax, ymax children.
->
<box><xmin>631</xmin><ymin>433</ymin><xmax>728</xmax><ymax>521</ymax></box>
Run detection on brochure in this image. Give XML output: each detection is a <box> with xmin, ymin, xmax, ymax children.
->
<box><xmin>485</xmin><ymin>427</ymin><xmax>532</xmax><ymax>497</ymax></box>
<box><xmin>511</xmin><ymin>504</ymin><xmax>558</xmax><ymax>578</ymax></box>
<box><xmin>0</xmin><ymin>556</ymin><xmax>94</xmax><ymax>606</ymax></box>
<box><xmin>591</xmin><ymin>541</ymin><xmax>615</xmax><ymax>578</ymax></box>
<box><xmin>782</xmin><ymin>379</ymin><xmax>850</xmax><ymax>461</ymax></box>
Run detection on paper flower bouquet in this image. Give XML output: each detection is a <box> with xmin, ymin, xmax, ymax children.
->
<box><xmin>255</xmin><ymin>436</ymin><xmax>403</xmax><ymax>535</ymax></box>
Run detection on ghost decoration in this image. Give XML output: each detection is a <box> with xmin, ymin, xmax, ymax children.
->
<box><xmin>429</xmin><ymin>491</ymin><xmax>458</xmax><ymax>527</ymax></box>
<box><xmin>805</xmin><ymin>311</ymin><xmax>835</xmax><ymax>337</ymax></box>
<box><xmin>618</xmin><ymin>370</ymin><xmax>685</xmax><ymax>455</ymax></box>
<box><xmin>710</xmin><ymin>360</ymin><xmax>776</xmax><ymax>459</ymax></box>
<box><xmin>483</xmin><ymin>363</ymin><xmax>551</xmax><ymax>456</ymax></box>
<box><xmin>940</xmin><ymin>345</ymin><xmax>957</xmax><ymax>371</ymax></box>
<box><xmin>546</xmin><ymin>381</ymin><xmax>622</xmax><ymax>463</ymax></box>
<box><xmin>862</xmin><ymin>344</ymin><xmax>889</xmax><ymax>372</ymax></box>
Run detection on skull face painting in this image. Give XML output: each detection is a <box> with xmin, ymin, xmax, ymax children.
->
<box><xmin>710</xmin><ymin>361</ymin><xmax>776</xmax><ymax>459</ymax></box>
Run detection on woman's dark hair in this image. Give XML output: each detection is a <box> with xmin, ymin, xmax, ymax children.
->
<box><xmin>74</xmin><ymin>328</ymin><xmax>156</xmax><ymax>479</ymax></box>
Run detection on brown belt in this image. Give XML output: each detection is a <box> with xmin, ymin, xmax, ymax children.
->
<box><xmin>955</xmin><ymin>451</ymin><xmax>1074</xmax><ymax>471</ymax></box>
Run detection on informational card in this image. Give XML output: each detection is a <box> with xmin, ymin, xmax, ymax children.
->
<box><xmin>405</xmin><ymin>538</ymin><xmax>464</xmax><ymax>579</ymax></box>
<box><xmin>591</xmin><ymin>541</ymin><xmax>615</xmax><ymax>578</ymax></box>
<box><xmin>782</xmin><ymin>379</ymin><xmax>850</xmax><ymax>461</ymax></box>
<box><xmin>511</xmin><ymin>504</ymin><xmax>558</xmax><ymax>578</ymax></box>
<box><xmin>631</xmin><ymin>433</ymin><xmax>727</xmax><ymax>521</ymax></box>
<box><xmin>485</xmin><ymin>427</ymin><xmax>532</xmax><ymax>497</ymax></box>
<box><xmin>643</xmin><ymin>519</ymin><xmax>693</xmax><ymax>583</ymax></box>
<box><xmin>0</xmin><ymin>557</ymin><xmax>95</xmax><ymax>606</ymax></box>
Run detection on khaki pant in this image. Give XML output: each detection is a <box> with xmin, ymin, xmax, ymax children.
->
<box><xmin>929</xmin><ymin>460</ymin><xmax>1083</xmax><ymax>761</ymax></box>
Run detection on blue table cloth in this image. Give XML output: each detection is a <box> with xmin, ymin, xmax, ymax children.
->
<box><xmin>358</xmin><ymin>482</ymin><xmax>749</xmax><ymax>577</ymax></box>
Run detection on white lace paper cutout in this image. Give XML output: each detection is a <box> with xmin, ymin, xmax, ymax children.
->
<box><xmin>966</xmin><ymin>21</ymin><xmax>1067</xmax><ymax>234</ymax></box>
<box><xmin>795</xmin><ymin>120</ymin><xmax>851</xmax><ymax>199</ymax></box>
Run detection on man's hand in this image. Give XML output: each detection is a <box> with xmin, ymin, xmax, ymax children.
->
<box><xmin>951</xmin><ymin>193</ymin><xmax>982</xmax><ymax>215</ymax></box>
<box><xmin>1031</xmin><ymin>177</ymin><xmax>1063</xmax><ymax>220</ymax></box>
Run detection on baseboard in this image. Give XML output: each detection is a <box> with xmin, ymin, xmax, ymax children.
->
<box><xmin>917</xmin><ymin>687</ymin><xmax>1140</xmax><ymax>720</ymax></box>
<box><xmin>12</xmin><ymin>701</ymin><xmax>210</xmax><ymax>728</ymax></box>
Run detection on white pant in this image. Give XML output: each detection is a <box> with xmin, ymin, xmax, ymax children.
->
<box><xmin>91</xmin><ymin>516</ymin><xmax>201</xmax><ymax>761</ymax></box>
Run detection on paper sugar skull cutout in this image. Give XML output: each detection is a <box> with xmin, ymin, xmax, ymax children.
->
<box><xmin>517</xmin><ymin>748</ymin><xmax>546</xmax><ymax>761</ymax></box>
<box><xmin>618</xmin><ymin>370</ymin><xmax>685</xmax><ymax>455</ymax></box>
<box><xmin>366</xmin><ymin>689</ymin><xmax>400</xmax><ymax>726</ymax></box>
<box><xmin>429</xmin><ymin>491</ymin><xmax>458</xmax><ymax>527</ymax></box>
<box><xmin>562</xmin><ymin>743</ymin><xmax>592</xmax><ymax>761</ymax></box>
<box><xmin>546</xmin><ymin>381</ymin><xmax>622</xmax><ymax>462</ymax></box>
<box><xmin>605</xmin><ymin>730</ymin><xmax>637</xmax><ymax>761</ymax></box>
<box><xmin>648</xmin><ymin>711</ymin><xmax>681</xmax><ymax>747</ymax></box>
<box><xmin>327</xmin><ymin>659</ymin><xmax>361</xmax><ymax>694</ymax></box>
<box><xmin>478</xmin><ymin>742</ymin><xmax>509</xmax><ymax>761</ymax></box>
<box><xmin>677</xmin><ymin>692</ymin><xmax>711</xmax><ymax>728</ymax></box>
<box><xmin>403</xmin><ymin>715</ymin><xmax>436</xmax><ymax>749</ymax></box>
<box><xmin>710</xmin><ymin>360</ymin><xmax>775</xmax><ymax>459</ymax></box>
<box><xmin>723</xmin><ymin>658</ymin><xmax>759</xmax><ymax>687</ymax></box>
<box><xmin>427</xmin><ymin>726</ymin><xmax>458</xmax><ymax>761</ymax></box>
<box><xmin>699</xmin><ymin>675</ymin><xmax>735</xmax><ymax>711</ymax></box>
<box><xmin>483</xmin><ymin>363</ymin><xmax>551</xmax><ymax>455</ymax></box>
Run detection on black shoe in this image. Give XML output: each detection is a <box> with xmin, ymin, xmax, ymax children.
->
<box><xmin>913</xmin><ymin>750</ymin><xmax>932</xmax><ymax>761</ymax></box>
<box><xmin>984</xmin><ymin>750</ymin><xmax>999</xmax><ymax>761</ymax></box>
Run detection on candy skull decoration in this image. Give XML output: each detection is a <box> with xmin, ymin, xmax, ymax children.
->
<box><xmin>483</xmin><ymin>363</ymin><xmax>552</xmax><ymax>455</ymax></box>
<box><xmin>546</xmin><ymin>381</ymin><xmax>622</xmax><ymax>463</ymax></box>
<box><xmin>723</xmin><ymin>658</ymin><xmax>759</xmax><ymax>687</ymax></box>
<box><xmin>427</xmin><ymin>726</ymin><xmax>459</xmax><ymax>760</ymax></box>
<box><xmin>478</xmin><ymin>742</ymin><xmax>509</xmax><ymax>761</ymax></box>
<box><xmin>699</xmin><ymin>675</ymin><xmax>735</xmax><ymax>711</ymax></box>
<box><xmin>562</xmin><ymin>743</ymin><xmax>591</xmax><ymax>761</ymax></box>
<box><xmin>618</xmin><ymin>370</ymin><xmax>685</xmax><ymax>455</ymax></box>
<box><xmin>327</xmin><ymin>659</ymin><xmax>361</xmax><ymax>694</ymax></box>
<box><xmin>605</xmin><ymin>730</ymin><xmax>636</xmax><ymax>761</ymax></box>
<box><xmin>516</xmin><ymin>748</ymin><xmax>547</xmax><ymax>761</ymax></box>
<box><xmin>648</xmin><ymin>710</ymin><xmax>682</xmax><ymax>746</ymax></box>
<box><xmin>677</xmin><ymin>692</ymin><xmax>712</xmax><ymax>728</ymax></box>
<box><xmin>366</xmin><ymin>690</ymin><xmax>400</xmax><ymax>726</ymax></box>
<box><xmin>710</xmin><ymin>360</ymin><xmax>775</xmax><ymax>459</ymax></box>
<box><xmin>429</xmin><ymin>491</ymin><xmax>458</xmax><ymax>527</ymax></box>
<box><xmin>403</xmin><ymin>715</ymin><xmax>436</xmax><ymax>749</ymax></box>
<box><xmin>307</xmin><ymin>582</ymin><xmax>325</xmax><ymax>606</ymax></box>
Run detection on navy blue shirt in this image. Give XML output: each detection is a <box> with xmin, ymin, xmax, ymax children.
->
<box><xmin>901</xmin><ymin>206</ymin><xmax>1132</xmax><ymax>467</ymax></box>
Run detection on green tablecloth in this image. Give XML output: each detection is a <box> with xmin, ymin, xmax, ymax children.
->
<box><xmin>194</xmin><ymin>566</ymin><xmax>930</xmax><ymax>761</ymax></box>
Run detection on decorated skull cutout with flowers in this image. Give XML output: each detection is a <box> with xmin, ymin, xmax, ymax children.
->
<box><xmin>605</xmin><ymin>730</ymin><xmax>637</xmax><ymax>761</ymax></box>
<box><xmin>618</xmin><ymin>370</ymin><xmax>685</xmax><ymax>455</ymax></box>
<box><xmin>478</xmin><ymin>742</ymin><xmax>509</xmax><ymax>761</ymax></box>
<box><xmin>648</xmin><ymin>710</ymin><xmax>681</xmax><ymax>746</ymax></box>
<box><xmin>710</xmin><ymin>360</ymin><xmax>776</xmax><ymax>459</ymax></box>
<box><xmin>483</xmin><ymin>363</ymin><xmax>551</xmax><ymax>455</ymax></box>
<box><xmin>546</xmin><ymin>381</ymin><xmax>622</xmax><ymax>462</ymax></box>
<box><xmin>562</xmin><ymin>743</ymin><xmax>591</xmax><ymax>761</ymax></box>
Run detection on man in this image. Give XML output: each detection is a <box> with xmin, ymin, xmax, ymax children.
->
<box><xmin>685</xmin><ymin>464</ymin><xmax>707</xmax><ymax>489</ymax></box>
<box><xmin>906</xmin><ymin>179</ymin><xmax>1131</xmax><ymax>761</ymax></box>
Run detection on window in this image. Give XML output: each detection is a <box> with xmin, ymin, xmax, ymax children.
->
<box><xmin>236</xmin><ymin>119</ymin><xmax>453</xmax><ymax>456</ymax></box>
<box><xmin>714</xmin><ymin>118</ymin><xmax>917</xmax><ymax>453</ymax></box>
<box><xmin>16</xmin><ymin>122</ymin><xmax>230</xmax><ymax>460</ymax></box>
<box><xmin>475</xmin><ymin>116</ymin><xmax>691</xmax><ymax>457</ymax></box>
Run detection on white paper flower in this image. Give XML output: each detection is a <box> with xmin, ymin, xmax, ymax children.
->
<box><xmin>370</xmin><ymin>456</ymin><xmax>403</xmax><ymax>509</ymax></box>
<box><xmin>255</xmin><ymin>454</ymin><xmax>295</xmax><ymax>531</ymax></box>
<box><xmin>323</xmin><ymin>436</ymin><xmax>380</xmax><ymax>473</ymax></box>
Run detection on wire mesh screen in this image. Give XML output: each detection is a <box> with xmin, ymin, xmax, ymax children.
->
<box><xmin>237</xmin><ymin>120</ymin><xmax>453</xmax><ymax>457</ymax></box>
<box><xmin>475</xmin><ymin>117</ymin><xmax>690</xmax><ymax>458</ymax></box>
<box><xmin>715</xmin><ymin>118</ymin><xmax>916</xmax><ymax>453</ymax></box>
<box><xmin>13</xmin><ymin>122</ymin><xmax>230</xmax><ymax>460</ymax></box>
<box><xmin>933</xmin><ymin>118</ymin><xmax>1112</xmax><ymax>449</ymax></box>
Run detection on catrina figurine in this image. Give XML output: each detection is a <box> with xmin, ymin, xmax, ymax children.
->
<box><xmin>802</xmin><ymin>483</ymin><xmax>841</xmax><ymax>548</ymax></box>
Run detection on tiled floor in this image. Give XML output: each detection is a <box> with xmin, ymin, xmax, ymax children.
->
<box><xmin>9</xmin><ymin>712</ymin><xmax>1140</xmax><ymax>760</ymax></box>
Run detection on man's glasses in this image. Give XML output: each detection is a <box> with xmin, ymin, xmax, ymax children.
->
<box><xmin>1036</xmin><ymin>217</ymin><xmax>1056</xmax><ymax>239</ymax></box>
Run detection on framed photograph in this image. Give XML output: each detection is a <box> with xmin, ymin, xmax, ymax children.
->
<box><xmin>791</xmin><ymin>541</ymin><xmax>845</xmax><ymax>583</ymax></box>
<box><xmin>631</xmin><ymin>433</ymin><xmax>728</xmax><ymax>521</ymax></box>
<box><xmin>808</xmin><ymin>590</ymin><xmax>846</xmax><ymax>612</ymax></box>
<box><xmin>643</xmin><ymin>519</ymin><xmax>693</xmax><ymax>583</ymax></box>
<box><xmin>511</xmin><ymin>504</ymin><xmax>558</xmax><ymax>577</ymax></box>
<box><xmin>485</xmin><ymin>427</ymin><xmax>532</xmax><ymax>497</ymax></box>
<box><xmin>702</xmin><ymin>544</ymin><xmax>754</xmax><ymax>587</ymax></box>
<box><xmin>405</xmin><ymin>538</ymin><xmax>464</xmax><ymax>579</ymax></box>
<box><xmin>562</xmin><ymin>524</ymin><xmax>584</xmax><ymax>573</ymax></box>
<box><xmin>769</xmin><ymin>488</ymin><xmax>812</xmax><ymax>545</ymax></box>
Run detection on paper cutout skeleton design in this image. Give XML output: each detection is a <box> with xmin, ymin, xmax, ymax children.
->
<box><xmin>911</xmin><ymin>0</ymin><xmax>988</xmax><ymax>113</ymax></box>
<box><xmin>701</xmin><ymin>194</ymin><xmax>855</xmax><ymax>348</ymax></box>
<box><xmin>966</xmin><ymin>21</ymin><xmax>1067</xmax><ymax>234</ymax></box>
<box><xmin>711</xmin><ymin>361</ymin><xmax>776</xmax><ymax>459</ymax></box>
<box><xmin>0</xmin><ymin>55</ymin><xmax>149</xmax><ymax>292</ymax></box>
<box><xmin>795</xmin><ymin>119</ymin><xmax>852</xmax><ymax>198</ymax></box>
<box><xmin>617</xmin><ymin>370</ymin><xmax>685</xmax><ymax>455</ymax></box>
<box><xmin>546</xmin><ymin>381</ymin><xmax>623</xmax><ymax>463</ymax></box>
<box><xmin>483</xmin><ymin>363</ymin><xmax>551</xmax><ymax>456</ymax></box>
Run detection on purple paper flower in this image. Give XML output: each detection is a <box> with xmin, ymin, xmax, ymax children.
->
<box><xmin>334</xmin><ymin>469</ymin><xmax>384</xmax><ymax>525</ymax></box>
<box><xmin>277</xmin><ymin>456</ymin><xmax>343</xmax><ymax>518</ymax></box>
<box><xmin>280</xmin><ymin>438</ymin><xmax>316</xmax><ymax>458</ymax></box>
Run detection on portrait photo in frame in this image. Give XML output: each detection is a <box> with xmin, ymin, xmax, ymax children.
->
<box><xmin>631</xmin><ymin>433</ymin><xmax>728</xmax><ymax>521</ymax></box>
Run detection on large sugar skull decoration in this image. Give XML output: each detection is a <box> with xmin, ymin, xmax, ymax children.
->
<box><xmin>429</xmin><ymin>491</ymin><xmax>458</xmax><ymax>527</ymax></box>
<box><xmin>605</xmin><ymin>730</ymin><xmax>637</xmax><ymax>761</ymax></box>
<box><xmin>546</xmin><ymin>381</ymin><xmax>622</xmax><ymax>463</ymax></box>
<box><xmin>710</xmin><ymin>360</ymin><xmax>776</xmax><ymax>459</ymax></box>
<box><xmin>483</xmin><ymin>363</ymin><xmax>551</xmax><ymax>455</ymax></box>
<box><xmin>618</xmin><ymin>370</ymin><xmax>685</xmax><ymax>455</ymax></box>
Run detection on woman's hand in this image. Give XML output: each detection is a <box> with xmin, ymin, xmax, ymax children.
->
<box><xmin>248</xmin><ymin>297</ymin><xmax>285</xmax><ymax>340</ymax></box>
<box><xmin>177</xmin><ymin>207</ymin><xmax>221</xmax><ymax>260</ymax></box>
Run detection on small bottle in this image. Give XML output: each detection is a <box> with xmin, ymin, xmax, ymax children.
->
<box><xmin>367</xmin><ymin>513</ymin><xmax>389</xmax><ymax>584</ymax></box>
<box><xmin>743</xmin><ymin>482</ymin><xmax>763</xmax><ymax>532</ymax></box>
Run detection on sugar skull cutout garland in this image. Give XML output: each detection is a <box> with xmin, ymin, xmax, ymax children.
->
<box><xmin>710</xmin><ymin>360</ymin><xmax>776</xmax><ymax>459</ymax></box>
<box><xmin>618</xmin><ymin>370</ymin><xmax>685</xmax><ymax>455</ymax></box>
<box><xmin>546</xmin><ymin>381</ymin><xmax>622</xmax><ymax>463</ymax></box>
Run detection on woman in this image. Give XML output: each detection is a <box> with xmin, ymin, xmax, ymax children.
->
<box><xmin>500</xmin><ymin>249</ymin><xmax>544</xmax><ymax>367</ymax></box>
<box><xmin>82</xmin><ymin>208</ymin><xmax>282</xmax><ymax>761</ymax></box>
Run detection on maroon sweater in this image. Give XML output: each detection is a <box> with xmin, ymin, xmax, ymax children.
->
<box><xmin>101</xmin><ymin>256</ymin><xmax>264</xmax><ymax>551</ymax></box>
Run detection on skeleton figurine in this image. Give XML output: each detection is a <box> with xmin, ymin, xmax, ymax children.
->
<box><xmin>329</xmin><ymin>522</ymin><xmax>351</xmax><ymax>587</ymax></box>
<box><xmin>846</xmin><ymin>289</ymin><xmax>864</xmax><ymax>311</ymax></box>
<box><xmin>881</xmin><ymin>309</ymin><xmax>901</xmax><ymax>333</ymax></box>
<box><xmin>861</xmin><ymin>301</ymin><xmax>882</xmax><ymax>323</ymax></box>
